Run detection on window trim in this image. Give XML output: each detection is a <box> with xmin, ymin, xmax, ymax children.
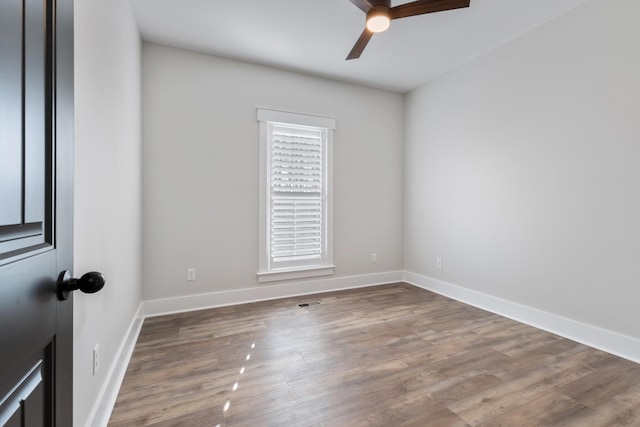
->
<box><xmin>257</xmin><ymin>108</ymin><xmax>335</xmax><ymax>283</ymax></box>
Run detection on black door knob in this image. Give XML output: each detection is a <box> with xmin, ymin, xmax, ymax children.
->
<box><xmin>57</xmin><ymin>270</ymin><xmax>106</xmax><ymax>301</ymax></box>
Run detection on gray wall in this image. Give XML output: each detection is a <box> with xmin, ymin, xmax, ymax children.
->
<box><xmin>404</xmin><ymin>0</ymin><xmax>640</xmax><ymax>339</ymax></box>
<box><xmin>141</xmin><ymin>43</ymin><xmax>404</xmax><ymax>300</ymax></box>
<box><xmin>74</xmin><ymin>0</ymin><xmax>142</xmax><ymax>425</ymax></box>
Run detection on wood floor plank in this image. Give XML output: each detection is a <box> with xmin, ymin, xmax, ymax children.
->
<box><xmin>447</xmin><ymin>348</ymin><xmax>596</xmax><ymax>425</ymax></box>
<box><xmin>560</xmin><ymin>357</ymin><xmax>640</xmax><ymax>408</ymax></box>
<box><xmin>109</xmin><ymin>283</ymin><xmax>640</xmax><ymax>426</ymax></box>
<box><xmin>475</xmin><ymin>391</ymin><xmax>590</xmax><ymax>427</ymax></box>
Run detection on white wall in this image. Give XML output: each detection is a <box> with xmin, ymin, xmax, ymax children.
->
<box><xmin>74</xmin><ymin>0</ymin><xmax>142</xmax><ymax>425</ymax></box>
<box><xmin>142</xmin><ymin>43</ymin><xmax>404</xmax><ymax>301</ymax></box>
<box><xmin>405</xmin><ymin>0</ymin><xmax>640</xmax><ymax>339</ymax></box>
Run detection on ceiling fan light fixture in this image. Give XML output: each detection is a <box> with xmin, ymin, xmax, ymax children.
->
<box><xmin>366</xmin><ymin>7</ymin><xmax>391</xmax><ymax>33</ymax></box>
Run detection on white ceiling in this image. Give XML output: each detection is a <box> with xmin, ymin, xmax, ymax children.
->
<box><xmin>132</xmin><ymin>0</ymin><xmax>592</xmax><ymax>93</ymax></box>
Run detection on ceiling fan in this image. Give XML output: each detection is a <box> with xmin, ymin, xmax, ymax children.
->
<box><xmin>346</xmin><ymin>0</ymin><xmax>471</xmax><ymax>60</ymax></box>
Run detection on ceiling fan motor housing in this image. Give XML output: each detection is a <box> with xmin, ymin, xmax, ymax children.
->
<box><xmin>368</xmin><ymin>4</ymin><xmax>391</xmax><ymax>19</ymax></box>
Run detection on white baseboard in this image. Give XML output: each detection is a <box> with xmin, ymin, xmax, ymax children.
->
<box><xmin>404</xmin><ymin>270</ymin><xmax>640</xmax><ymax>364</ymax></box>
<box><xmin>142</xmin><ymin>270</ymin><xmax>404</xmax><ymax>317</ymax></box>
<box><xmin>86</xmin><ymin>302</ymin><xmax>144</xmax><ymax>427</ymax></box>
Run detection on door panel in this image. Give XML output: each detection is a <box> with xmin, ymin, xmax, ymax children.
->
<box><xmin>24</xmin><ymin>0</ymin><xmax>48</xmax><ymax>224</ymax></box>
<box><xmin>0</xmin><ymin>0</ymin><xmax>51</xmax><ymax>258</ymax></box>
<box><xmin>0</xmin><ymin>0</ymin><xmax>24</xmax><ymax>226</ymax></box>
<box><xmin>0</xmin><ymin>0</ymin><xmax>74</xmax><ymax>425</ymax></box>
<box><xmin>0</xmin><ymin>356</ymin><xmax>49</xmax><ymax>427</ymax></box>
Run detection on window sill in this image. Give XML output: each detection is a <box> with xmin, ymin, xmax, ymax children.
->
<box><xmin>257</xmin><ymin>265</ymin><xmax>335</xmax><ymax>283</ymax></box>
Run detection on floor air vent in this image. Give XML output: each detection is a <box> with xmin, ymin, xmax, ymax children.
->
<box><xmin>297</xmin><ymin>301</ymin><xmax>321</xmax><ymax>308</ymax></box>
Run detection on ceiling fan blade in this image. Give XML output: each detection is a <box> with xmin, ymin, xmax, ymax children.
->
<box><xmin>347</xmin><ymin>0</ymin><xmax>374</xmax><ymax>13</ymax></box>
<box><xmin>390</xmin><ymin>0</ymin><xmax>470</xmax><ymax>20</ymax></box>
<box><xmin>346</xmin><ymin>28</ymin><xmax>374</xmax><ymax>60</ymax></box>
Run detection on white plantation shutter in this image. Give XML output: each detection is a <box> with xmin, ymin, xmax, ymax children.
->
<box><xmin>270</xmin><ymin>126</ymin><xmax>324</xmax><ymax>266</ymax></box>
<box><xmin>257</xmin><ymin>108</ymin><xmax>335</xmax><ymax>282</ymax></box>
<box><xmin>271</xmin><ymin>197</ymin><xmax>321</xmax><ymax>262</ymax></box>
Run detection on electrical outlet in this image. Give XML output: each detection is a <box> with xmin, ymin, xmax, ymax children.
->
<box><xmin>436</xmin><ymin>258</ymin><xmax>443</xmax><ymax>269</ymax></box>
<box><xmin>371</xmin><ymin>253</ymin><xmax>377</xmax><ymax>263</ymax></box>
<box><xmin>93</xmin><ymin>344</ymin><xmax>99</xmax><ymax>375</ymax></box>
<box><xmin>187</xmin><ymin>268</ymin><xmax>196</xmax><ymax>281</ymax></box>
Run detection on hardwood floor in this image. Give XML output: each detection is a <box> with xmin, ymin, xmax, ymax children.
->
<box><xmin>108</xmin><ymin>283</ymin><xmax>640</xmax><ymax>426</ymax></box>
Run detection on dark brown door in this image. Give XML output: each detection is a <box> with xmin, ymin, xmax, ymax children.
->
<box><xmin>0</xmin><ymin>0</ymin><xmax>74</xmax><ymax>425</ymax></box>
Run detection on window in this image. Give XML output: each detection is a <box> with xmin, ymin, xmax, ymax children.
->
<box><xmin>257</xmin><ymin>109</ymin><xmax>335</xmax><ymax>282</ymax></box>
